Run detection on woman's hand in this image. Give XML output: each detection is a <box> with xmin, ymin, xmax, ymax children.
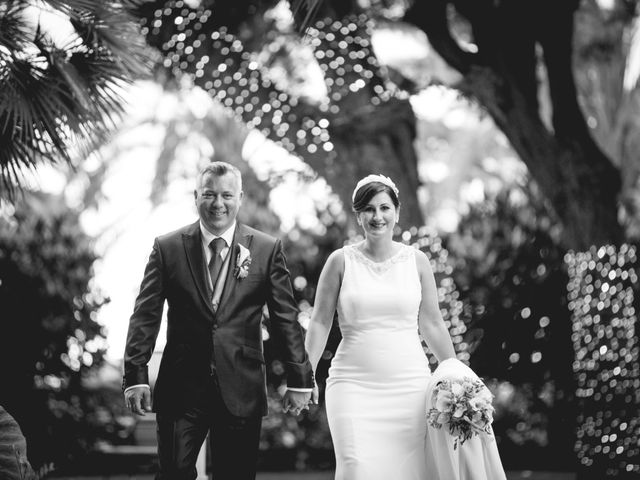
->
<box><xmin>282</xmin><ymin>390</ymin><xmax>312</xmax><ymax>415</ymax></box>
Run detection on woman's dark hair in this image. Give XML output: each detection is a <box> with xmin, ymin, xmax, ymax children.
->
<box><xmin>352</xmin><ymin>182</ymin><xmax>400</xmax><ymax>213</ymax></box>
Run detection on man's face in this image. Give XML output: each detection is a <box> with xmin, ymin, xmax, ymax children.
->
<box><xmin>195</xmin><ymin>172</ymin><xmax>243</xmax><ymax>235</ymax></box>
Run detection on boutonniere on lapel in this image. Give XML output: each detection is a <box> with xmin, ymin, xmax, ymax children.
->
<box><xmin>234</xmin><ymin>244</ymin><xmax>252</xmax><ymax>280</ymax></box>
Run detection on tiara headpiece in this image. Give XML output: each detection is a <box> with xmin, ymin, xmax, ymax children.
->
<box><xmin>351</xmin><ymin>174</ymin><xmax>399</xmax><ymax>202</ymax></box>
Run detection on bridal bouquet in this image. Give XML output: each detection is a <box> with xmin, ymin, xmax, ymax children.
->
<box><xmin>427</xmin><ymin>377</ymin><xmax>495</xmax><ymax>449</ymax></box>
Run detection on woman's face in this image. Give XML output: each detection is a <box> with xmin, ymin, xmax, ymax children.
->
<box><xmin>357</xmin><ymin>191</ymin><xmax>399</xmax><ymax>238</ymax></box>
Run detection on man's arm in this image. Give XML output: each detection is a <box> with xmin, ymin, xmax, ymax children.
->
<box><xmin>265</xmin><ymin>239</ymin><xmax>314</xmax><ymax>392</ymax></box>
<box><xmin>123</xmin><ymin>239</ymin><xmax>166</xmax><ymax>411</ymax></box>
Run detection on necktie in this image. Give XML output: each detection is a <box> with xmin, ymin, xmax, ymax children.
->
<box><xmin>208</xmin><ymin>237</ymin><xmax>226</xmax><ymax>293</ymax></box>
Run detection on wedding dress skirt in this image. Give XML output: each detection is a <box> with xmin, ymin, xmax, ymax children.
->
<box><xmin>326</xmin><ymin>245</ymin><xmax>430</xmax><ymax>480</ymax></box>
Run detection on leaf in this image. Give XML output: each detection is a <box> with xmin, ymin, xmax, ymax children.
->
<box><xmin>0</xmin><ymin>2</ymin><xmax>31</xmax><ymax>53</ymax></box>
<box><xmin>0</xmin><ymin>406</ymin><xmax>37</xmax><ymax>480</ymax></box>
<box><xmin>290</xmin><ymin>0</ymin><xmax>325</xmax><ymax>32</ymax></box>
<box><xmin>48</xmin><ymin>48</ymin><xmax>93</xmax><ymax>112</ymax></box>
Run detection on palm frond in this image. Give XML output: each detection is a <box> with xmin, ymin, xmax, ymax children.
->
<box><xmin>0</xmin><ymin>2</ymin><xmax>31</xmax><ymax>53</ymax></box>
<box><xmin>43</xmin><ymin>0</ymin><xmax>107</xmax><ymax>13</ymax></box>
<box><xmin>67</xmin><ymin>2</ymin><xmax>155</xmax><ymax>78</ymax></box>
<box><xmin>291</xmin><ymin>0</ymin><xmax>325</xmax><ymax>32</ymax></box>
<box><xmin>2</xmin><ymin>58</ymin><xmax>75</xmax><ymax>157</ymax></box>
<box><xmin>0</xmin><ymin>0</ymin><xmax>155</xmax><ymax>199</ymax></box>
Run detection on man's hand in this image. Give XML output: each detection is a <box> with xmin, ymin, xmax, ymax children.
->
<box><xmin>282</xmin><ymin>390</ymin><xmax>311</xmax><ymax>416</ymax></box>
<box><xmin>124</xmin><ymin>386</ymin><xmax>152</xmax><ymax>416</ymax></box>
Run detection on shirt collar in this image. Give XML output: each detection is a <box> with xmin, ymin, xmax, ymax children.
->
<box><xmin>200</xmin><ymin>220</ymin><xmax>236</xmax><ymax>248</ymax></box>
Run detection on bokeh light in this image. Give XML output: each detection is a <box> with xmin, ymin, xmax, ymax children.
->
<box><xmin>140</xmin><ymin>1</ymin><xmax>408</xmax><ymax>182</ymax></box>
<box><xmin>400</xmin><ymin>226</ymin><xmax>469</xmax><ymax>366</ymax></box>
<box><xmin>566</xmin><ymin>244</ymin><xmax>640</xmax><ymax>475</ymax></box>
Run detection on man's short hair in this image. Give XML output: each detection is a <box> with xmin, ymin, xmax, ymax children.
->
<box><xmin>197</xmin><ymin>161</ymin><xmax>243</xmax><ymax>190</ymax></box>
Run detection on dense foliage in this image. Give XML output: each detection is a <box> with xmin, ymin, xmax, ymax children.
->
<box><xmin>0</xmin><ymin>192</ymin><xmax>120</xmax><ymax>470</ymax></box>
<box><xmin>443</xmin><ymin>180</ymin><xmax>576</xmax><ymax>469</ymax></box>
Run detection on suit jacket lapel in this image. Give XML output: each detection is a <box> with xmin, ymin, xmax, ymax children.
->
<box><xmin>217</xmin><ymin>223</ymin><xmax>253</xmax><ymax>320</ymax></box>
<box><xmin>182</xmin><ymin>222</ymin><xmax>216</xmax><ymax>317</ymax></box>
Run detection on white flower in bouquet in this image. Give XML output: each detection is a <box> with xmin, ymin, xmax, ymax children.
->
<box><xmin>427</xmin><ymin>377</ymin><xmax>495</xmax><ymax>449</ymax></box>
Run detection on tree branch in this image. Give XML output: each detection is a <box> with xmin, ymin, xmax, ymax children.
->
<box><xmin>404</xmin><ymin>0</ymin><xmax>476</xmax><ymax>74</ymax></box>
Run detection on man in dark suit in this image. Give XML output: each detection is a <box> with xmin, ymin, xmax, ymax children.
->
<box><xmin>123</xmin><ymin>161</ymin><xmax>313</xmax><ymax>480</ymax></box>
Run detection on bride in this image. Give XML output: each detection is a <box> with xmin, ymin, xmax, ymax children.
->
<box><xmin>304</xmin><ymin>174</ymin><xmax>506</xmax><ymax>480</ymax></box>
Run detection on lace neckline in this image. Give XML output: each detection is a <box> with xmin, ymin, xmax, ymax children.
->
<box><xmin>346</xmin><ymin>243</ymin><xmax>411</xmax><ymax>274</ymax></box>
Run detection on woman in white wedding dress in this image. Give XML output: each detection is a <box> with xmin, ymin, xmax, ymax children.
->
<box><xmin>304</xmin><ymin>175</ymin><xmax>458</xmax><ymax>480</ymax></box>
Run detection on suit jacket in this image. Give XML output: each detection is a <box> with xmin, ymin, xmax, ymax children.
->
<box><xmin>123</xmin><ymin>221</ymin><xmax>313</xmax><ymax>417</ymax></box>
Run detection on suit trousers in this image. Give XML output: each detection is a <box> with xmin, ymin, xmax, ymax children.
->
<box><xmin>155</xmin><ymin>375</ymin><xmax>262</xmax><ymax>480</ymax></box>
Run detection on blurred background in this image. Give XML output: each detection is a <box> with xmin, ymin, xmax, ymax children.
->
<box><xmin>1</xmin><ymin>0</ymin><xmax>639</xmax><ymax>479</ymax></box>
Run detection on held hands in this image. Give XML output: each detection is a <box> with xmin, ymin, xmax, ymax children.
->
<box><xmin>282</xmin><ymin>390</ymin><xmax>312</xmax><ymax>416</ymax></box>
<box><xmin>124</xmin><ymin>386</ymin><xmax>152</xmax><ymax>416</ymax></box>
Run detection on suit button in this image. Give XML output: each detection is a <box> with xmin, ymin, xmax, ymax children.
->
<box><xmin>212</xmin><ymin>324</ymin><xmax>218</xmax><ymax>330</ymax></box>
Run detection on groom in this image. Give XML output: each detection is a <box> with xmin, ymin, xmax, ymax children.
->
<box><xmin>123</xmin><ymin>161</ymin><xmax>313</xmax><ymax>479</ymax></box>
